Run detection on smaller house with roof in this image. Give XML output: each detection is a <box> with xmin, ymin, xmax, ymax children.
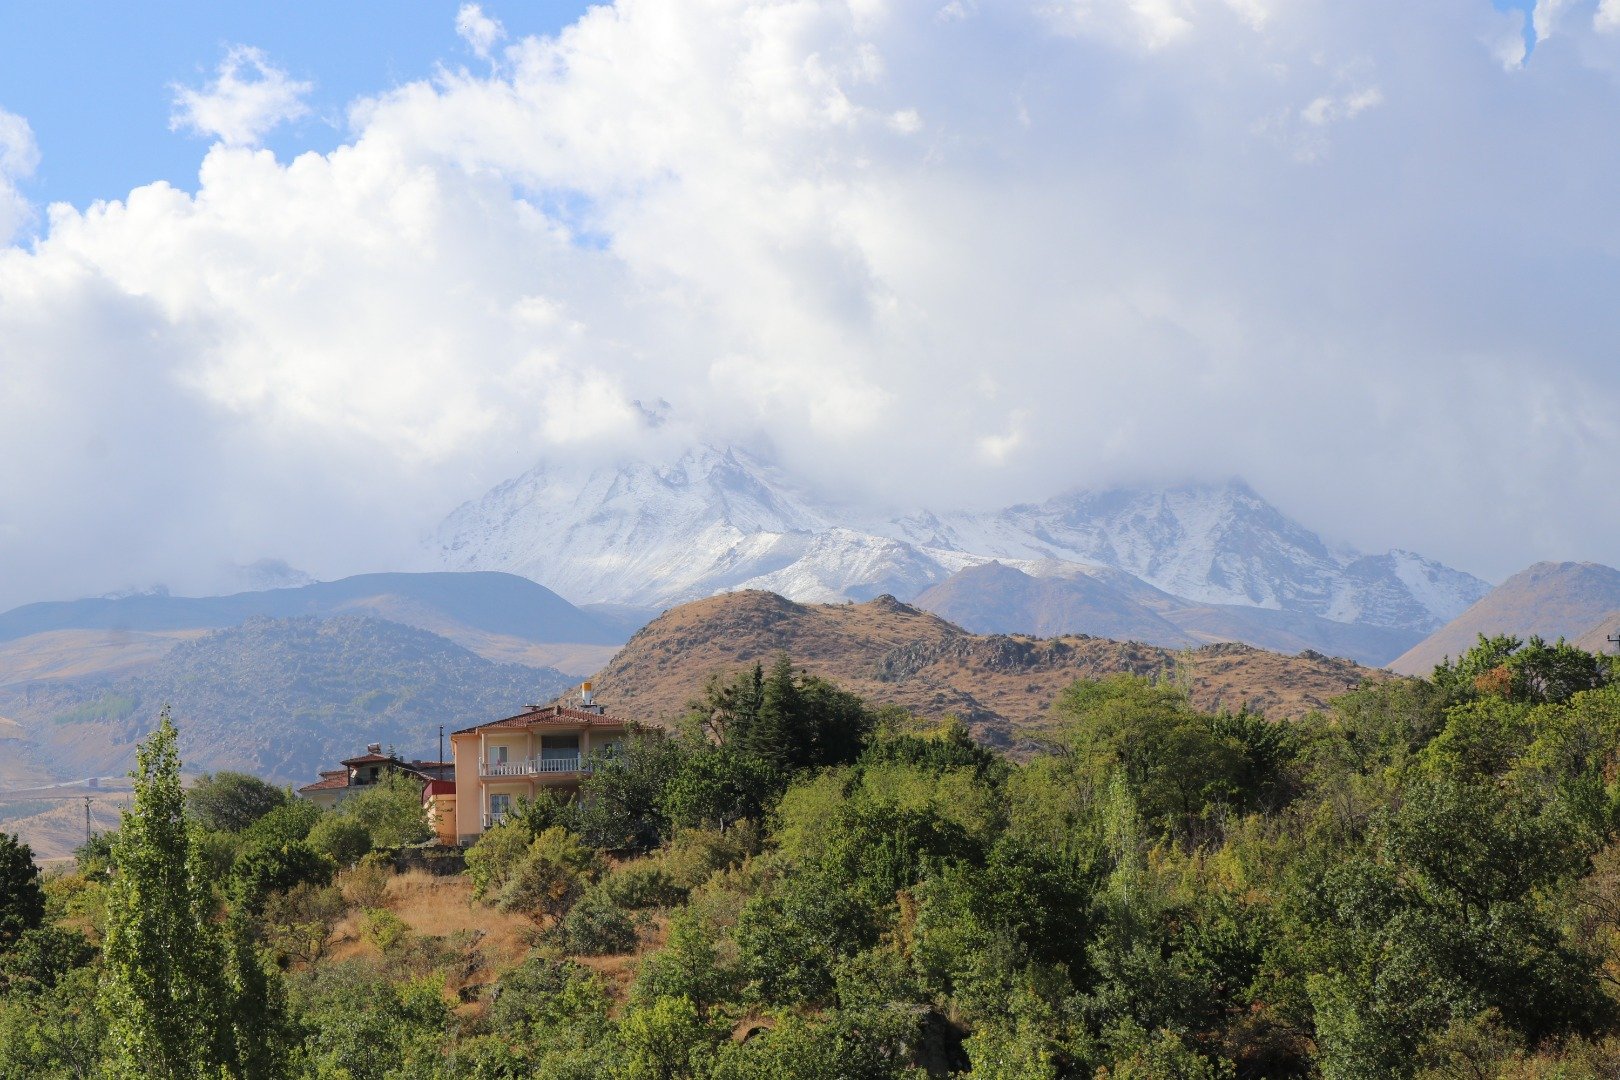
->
<box><xmin>297</xmin><ymin>744</ymin><xmax>458</xmax><ymax>843</ymax></box>
<box><xmin>449</xmin><ymin>684</ymin><xmax>631</xmax><ymax>845</ymax></box>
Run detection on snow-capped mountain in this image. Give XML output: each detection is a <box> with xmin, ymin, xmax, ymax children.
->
<box><xmin>437</xmin><ymin>446</ymin><xmax>939</xmax><ymax>608</ymax></box>
<box><xmin>885</xmin><ymin>482</ymin><xmax>1488</xmax><ymax>633</ymax></box>
<box><xmin>435</xmin><ymin>445</ymin><xmax>1491</xmax><ymax>654</ymax></box>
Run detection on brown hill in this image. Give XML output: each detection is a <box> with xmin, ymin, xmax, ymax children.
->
<box><xmin>1390</xmin><ymin>562</ymin><xmax>1620</xmax><ymax>675</ymax></box>
<box><xmin>1575</xmin><ymin>612</ymin><xmax>1620</xmax><ymax>657</ymax></box>
<box><xmin>586</xmin><ymin>591</ymin><xmax>1388</xmax><ymax>748</ymax></box>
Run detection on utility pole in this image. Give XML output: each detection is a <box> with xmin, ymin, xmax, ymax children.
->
<box><xmin>438</xmin><ymin>724</ymin><xmax>444</xmax><ymax>766</ymax></box>
<box><xmin>83</xmin><ymin>796</ymin><xmax>92</xmax><ymax>848</ymax></box>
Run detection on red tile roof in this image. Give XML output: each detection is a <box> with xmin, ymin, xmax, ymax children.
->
<box><xmin>340</xmin><ymin>753</ymin><xmax>396</xmax><ymax>766</ymax></box>
<box><xmin>452</xmin><ymin>704</ymin><xmax>631</xmax><ymax>736</ymax></box>
<box><xmin>297</xmin><ymin>774</ymin><xmax>349</xmax><ymax>794</ymax></box>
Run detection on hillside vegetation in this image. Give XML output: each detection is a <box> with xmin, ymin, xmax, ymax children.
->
<box><xmin>9</xmin><ymin>633</ymin><xmax>1620</xmax><ymax>1076</ymax></box>
<box><xmin>9</xmin><ymin>615</ymin><xmax>571</xmax><ymax>784</ymax></box>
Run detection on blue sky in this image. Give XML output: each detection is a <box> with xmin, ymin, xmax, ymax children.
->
<box><xmin>0</xmin><ymin>2</ymin><xmax>591</xmax><ymax>211</ymax></box>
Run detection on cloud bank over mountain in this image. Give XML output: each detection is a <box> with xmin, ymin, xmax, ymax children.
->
<box><xmin>2</xmin><ymin>0</ymin><xmax>1619</xmax><ymax>608</ymax></box>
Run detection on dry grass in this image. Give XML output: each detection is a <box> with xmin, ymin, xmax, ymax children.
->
<box><xmin>388</xmin><ymin>870</ymin><xmax>533</xmax><ymax>963</ymax></box>
<box><xmin>317</xmin><ymin>867</ymin><xmax>675</xmax><ymax>1013</ymax></box>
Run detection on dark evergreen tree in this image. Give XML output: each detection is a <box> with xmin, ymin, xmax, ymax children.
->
<box><xmin>0</xmin><ymin>832</ymin><xmax>45</xmax><ymax>950</ymax></box>
<box><xmin>746</xmin><ymin>653</ymin><xmax>801</xmax><ymax>769</ymax></box>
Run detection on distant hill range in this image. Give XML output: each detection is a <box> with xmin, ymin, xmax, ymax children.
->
<box><xmin>584</xmin><ymin>590</ymin><xmax>1390</xmax><ymax>749</ymax></box>
<box><xmin>1390</xmin><ymin>562</ymin><xmax>1620</xmax><ymax>675</ymax></box>
<box><xmin>911</xmin><ymin>562</ymin><xmax>1423</xmax><ymax>666</ymax></box>
<box><xmin>0</xmin><ymin>615</ymin><xmax>574</xmax><ymax>786</ymax></box>
<box><xmin>438</xmin><ymin>444</ymin><xmax>1492</xmax><ymax>666</ymax></box>
<box><xmin>0</xmin><ymin>571</ymin><xmax>635</xmax><ymax>792</ymax></box>
<box><xmin>0</xmin><ymin>570</ymin><xmax>626</xmax><ymax>653</ymax></box>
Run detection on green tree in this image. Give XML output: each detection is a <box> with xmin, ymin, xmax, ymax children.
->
<box><xmin>745</xmin><ymin>653</ymin><xmax>800</xmax><ymax>769</ymax></box>
<box><xmin>574</xmin><ymin>734</ymin><xmax>686</xmax><ymax>851</ymax></box>
<box><xmin>304</xmin><ymin>814</ymin><xmax>371</xmax><ymax>866</ymax></box>
<box><xmin>662</xmin><ymin>746</ymin><xmax>775</xmax><ymax>831</ymax></box>
<box><xmin>186</xmin><ymin>772</ymin><xmax>287</xmax><ymax>834</ymax></box>
<box><xmin>98</xmin><ymin>710</ymin><xmax>232</xmax><ymax>1078</ymax></box>
<box><xmin>1052</xmin><ymin>676</ymin><xmax>1247</xmax><ymax>830</ymax></box>
<box><xmin>240</xmin><ymin>799</ymin><xmax>320</xmax><ymax>847</ymax></box>
<box><xmin>227</xmin><ymin>839</ymin><xmax>335</xmax><ymax>915</ymax></box>
<box><xmin>497</xmin><ymin>827</ymin><xmax>598</xmax><ymax>923</ymax></box>
<box><xmin>1433</xmin><ymin>634</ymin><xmax>1615</xmax><ymax>707</ymax></box>
<box><xmin>612</xmin><ymin>994</ymin><xmax>720</xmax><ymax>1080</ymax></box>
<box><xmin>0</xmin><ymin>832</ymin><xmax>45</xmax><ymax>949</ymax></box>
<box><xmin>338</xmin><ymin>771</ymin><xmax>430</xmax><ymax>848</ymax></box>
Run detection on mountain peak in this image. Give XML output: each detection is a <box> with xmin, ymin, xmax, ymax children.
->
<box><xmin>435</xmin><ymin>444</ymin><xmax>1490</xmax><ymax>647</ymax></box>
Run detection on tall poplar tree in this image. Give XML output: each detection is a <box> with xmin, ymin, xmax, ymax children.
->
<box><xmin>99</xmin><ymin>708</ymin><xmax>232</xmax><ymax>1079</ymax></box>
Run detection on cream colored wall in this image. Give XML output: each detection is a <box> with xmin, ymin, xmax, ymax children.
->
<box><xmin>429</xmin><ymin>794</ymin><xmax>457</xmax><ymax>845</ymax></box>
<box><xmin>451</xmin><ymin>733</ymin><xmax>481</xmax><ymax>841</ymax></box>
<box><xmin>482</xmin><ymin>733</ymin><xmax>531</xmax><ymax>763</ymax></box>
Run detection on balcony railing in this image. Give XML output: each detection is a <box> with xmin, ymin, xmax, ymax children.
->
<box><xmin>478</xmin><ymin>755</ymin><xmax>592</xmax><ymax>778</ymax></box>
<box><xmin>482</xmin><ymin>812</ymin><xmax>509</xmax><ymax>829</ymax></box>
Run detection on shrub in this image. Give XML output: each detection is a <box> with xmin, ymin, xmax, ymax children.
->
<box><xmin>465</xmin><ymin>820</ymin><xmax>531</xmax><ymax>901</ymax></box>
<box><xmin>560</xmin><ymin>889</ymin><xmax>639</xmax><ymax>955</ymax></box>
<box><xmin>603</xmin><ymin>860</ymin><xmax>686</xmax><ymax>910</ymax></box>
<box><xmin>308</xmin><ymin>815</ymin><xmax>372</xmax><ymax>866</ymax></box>
<box><xmin>489</xmin><ymin>955</ymin><xmax>611</xmax><ymax>1043</ymax></box>
<box><xmin>261</xmin><ymin>882</ymin><xmax>347</xmax><ymax>965</ymax></box>
<box><xmin>362</xmin><ymin>908</ymin><xmax>410</xmax><ymax>954</ymax></box>
<box><xmin>242</xmin><ymin>799</ymin><xmax>321</xmax><ymax>847</ymax></box>
<box><xmin>496</xmin><ymin>828</ymin><xmax>598</xmax><ymax>924</ymax></box>
<box><xmin>661</xmin><ymin>824</ymin><xmax>758</xmax><ymax>891</ymax></box>
<box><xmin>633</xmin><ymin>911</ymin><xmax>735</xmax><ymax>1011</ymax></box>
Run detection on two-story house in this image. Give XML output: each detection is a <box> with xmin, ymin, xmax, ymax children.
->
<box><xmin>449</xmin><ymin>693</ymin><xmax>630</xmax><ymax>845</ymax></box>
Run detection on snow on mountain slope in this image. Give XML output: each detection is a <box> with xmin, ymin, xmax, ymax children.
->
<box><xmin>437</xmin><ymin>446</ymin><xmax>1490</xmax><ymax>638</ymax></box>
<box><xmin>437</xmin><ymin>446</ymin><xmax>934</xmax><ymax>608</ymax></box>
<box><xmin>885</xmin><ymin>483</ymin><xmax>1489</xmax><ymax>633</ymax></box>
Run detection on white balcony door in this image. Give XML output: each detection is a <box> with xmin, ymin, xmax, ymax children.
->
<box><xmin>489</xmin><ymin>745</ymin><xmax>508</xmax><ymax>765</ymax></box>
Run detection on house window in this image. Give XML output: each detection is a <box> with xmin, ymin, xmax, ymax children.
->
<box><xmin>489</xmin><ymin>745</ymin><xmax>508</xmax><ymax>765</ymax></box>
<box><xmin>489</xmin><ymin>793</ymin><xmax>512</xmax><ymax>820</ymax></box>
<box><xmin>540</xmin><ymin>734</ymin><xmax>580</xmax><ymax>762</ymax></box>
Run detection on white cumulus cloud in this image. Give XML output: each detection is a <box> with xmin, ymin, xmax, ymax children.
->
<box><xmin>170</xmin><ymin>46</ymin><xmax>313</xmax><ymax>147</ymax></box>
<box><xmin>457</xmin><ymin>3</ymin><xmax>508</xmax><ymax>60</ymax></box>
<box><xmin>2</xmin><ymin>0</ymin><xmax>1620</xmax><ymax>607</ymax></box>
<box><xmin>0</xmin><ymin>108</ymin><xmax>37</xmax><ymax>243</ymax></box>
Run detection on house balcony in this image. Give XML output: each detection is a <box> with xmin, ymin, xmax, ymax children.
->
<box><xmin>478</xmin><ymin>755</ymin><xmax>593</xmax><ymax>778</ymax></box>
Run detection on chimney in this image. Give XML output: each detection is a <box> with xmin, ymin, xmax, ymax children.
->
<box><xmin>366</xmin><ymin>742</ymin><xmax>382</xmax><ymax>755</ymax></box>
